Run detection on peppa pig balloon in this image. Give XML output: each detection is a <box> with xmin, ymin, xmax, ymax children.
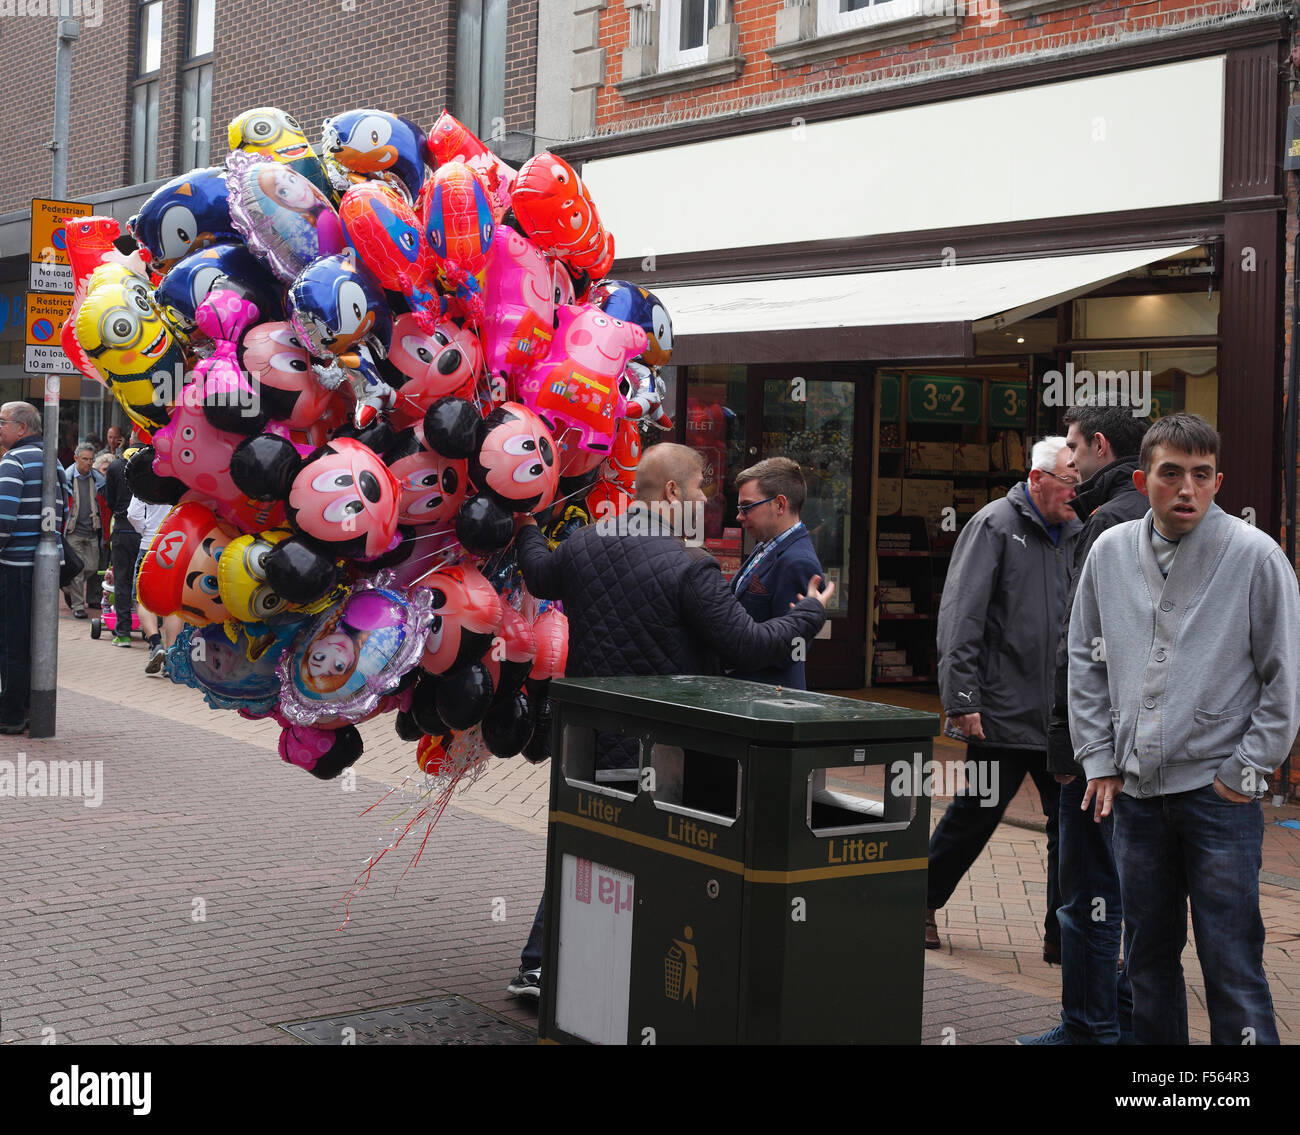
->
<box><xmin>479</xmin><ymin>226</ymin><xmax>572</xmax><ymax>383</ymax></box>
<box><xmin>516</xmin><ymin>305</ymin><xmax>646</xmax><ymax>455</ymax></box>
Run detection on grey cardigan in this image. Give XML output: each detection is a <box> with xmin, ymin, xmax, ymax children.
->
<box><xmin>1068</xmin><ymin>504</ymin><xmax>1300</xmax><ymax>798</ymax></box>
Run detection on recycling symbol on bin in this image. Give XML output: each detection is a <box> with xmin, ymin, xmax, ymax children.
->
<box><xmin>664</xmin><ymin>926</ymin><xmax>698</xmax><ymax>1008</ymax></box>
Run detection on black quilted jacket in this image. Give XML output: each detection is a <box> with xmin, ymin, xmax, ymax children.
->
<box><xmin>515</xmin><ymin>518</ymin><xmax>826</xmax><ymax>680</ymax></box>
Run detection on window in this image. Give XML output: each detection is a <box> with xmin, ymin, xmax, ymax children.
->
<box><xmin>454</xmin><ymin>0</ymin><xmax>506</xmax><ymax>144</ymax></box>
<box><xmin>180</xmin><ymin>0</ymin><xmax>215</xmax><ymax>170</ymax></box>
<box><xmin>660</xmin><ymin>0</ymin><xmax>718</xmax><ymax>70</ymax></box>
<box><xmin>131</xmin><ymin>1</ymin><xmax>163</xmax><ymax>184</ymax></box>
<box><xmin>816</xmin><ymin>0</ymin><xmax>918</xmax><ymax>35</ymax></box>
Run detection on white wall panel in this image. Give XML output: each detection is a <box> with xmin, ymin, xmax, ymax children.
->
<box><xmin>581</xmin><ymin>57</ymin><xmax>1225</xmax><ymax>258</ymax></box>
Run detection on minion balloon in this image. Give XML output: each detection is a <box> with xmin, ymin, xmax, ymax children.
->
<box><xmin>75</xmin><ymin>264</ymin><xmax>185</xmax><ymax>431</ymax></box>
<box><xmin>228</xmin><ymin>107</ymin><xmax>335</xmax><ymax>202</ymax></box>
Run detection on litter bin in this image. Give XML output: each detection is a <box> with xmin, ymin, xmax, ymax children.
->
<box><xmin>536</xmin><ymin>675</ymin><xmax>940</xmax><ymax>1045</ymax></box>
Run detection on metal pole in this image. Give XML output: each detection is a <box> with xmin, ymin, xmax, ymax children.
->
<box><xmin>31</xmin><ymin>10</ymin><xmax>79</xmax><ymax>739</ymax></box>
<box><xmin>1287</xmin><ymin>180</ymin><xmax>1300</xmax><ymax>566</ymax></box>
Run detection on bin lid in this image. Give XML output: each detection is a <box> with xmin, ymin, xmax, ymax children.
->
<box><xmin>548</xmin><ymin>676</ymin><xmax>940</xmax><ymax>744</ymax></box>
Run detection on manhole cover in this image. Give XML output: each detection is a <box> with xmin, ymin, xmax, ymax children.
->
<box><xmin>280</xmin><ymin>997</ymin><xmax>535</xmax><ymax>1045</ymax></box>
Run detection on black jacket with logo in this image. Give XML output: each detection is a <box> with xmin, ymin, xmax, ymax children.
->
<box><xmin>937</xmin><ymin>483</ymin><xmax>1080</xmax><ymax>750</ymax></box>
<box><xmin>1046</xmin><ymin>456</ymin><xmax>1151</xmax><ymax>775</ymax></box>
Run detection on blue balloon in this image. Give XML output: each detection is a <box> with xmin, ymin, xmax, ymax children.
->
<box><xmin>128</xmin><ymin>167</ymin><xmax>237</xmax><ymax>272</ymax></box>
<box><xmin>287</xmin><ymin>253</ymin><xmax>393</xmax><ymax>360</ymax></box>
<box><xmin>322</xmin><ymin>109</ymin><xmax>429</xmax><ymax>203</ymax></box>
<box><xmin>154</xmin><ymin>241</ymin><xmax>285</xmax><ymax>340</ymax></box>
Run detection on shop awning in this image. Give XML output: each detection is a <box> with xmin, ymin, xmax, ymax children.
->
<box><xmin>655</xmin><ymin>245</ymin><xmax>1200</xmax><ymax>364</ymax></box>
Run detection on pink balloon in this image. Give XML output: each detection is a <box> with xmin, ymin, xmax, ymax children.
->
<box><xmin>515</xmin><ymin>304</ymin><xmax>646</xmax><ymax>456</ymax></box>
<box><xmin>480</xmin><ymin>227</ymin><xmax>571</xmax><ymax>384</ymax></box>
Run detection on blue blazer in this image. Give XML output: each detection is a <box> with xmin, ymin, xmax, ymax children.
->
<box><xmin>729</xmin><ymin>527</ymin><xmax>823</xmax><ymax>689</ymax></box>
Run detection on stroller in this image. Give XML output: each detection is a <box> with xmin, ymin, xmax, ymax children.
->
<box><xmin>89</xmin><ymin>565</ymin><xmax>144</xmax><ymax>641</ymax></box>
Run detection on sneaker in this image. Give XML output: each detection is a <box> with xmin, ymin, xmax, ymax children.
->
<box><xmin>1016</xmin><ymin>1024</ymin><xmax>1074</xmax><ymax>1045</ymax></box>
<box><xmin>506</xmin><ymin>967</ymin><xmax>541</xmax><ymax>999</ymax></box>
<box><xmin>72</xmin><ymin>609</ymin><xmax>88</xmax><ymax>619</ymax></box>
<box><xmin>113</xmin><ymin>635</ymin><xmax>132</xmax><ymax>648</ymax></box>
<box><xmin>145</xmin><ymin>642</ymin><xmax>166</xmax><ymax>673</ymax></box>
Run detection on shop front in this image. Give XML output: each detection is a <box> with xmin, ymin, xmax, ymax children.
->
<box><xmin>568</xmin><ymin>28</ymin><xmax>1284</xmax><ymax>691</ymax></box>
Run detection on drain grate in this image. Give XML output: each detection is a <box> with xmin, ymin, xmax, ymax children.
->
<box><xmin>280</xmin><ymin>997</ymin><xmax>535</xmax><ymax>1045</ymax></box>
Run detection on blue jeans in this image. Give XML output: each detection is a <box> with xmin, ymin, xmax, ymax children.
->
<box><xmin>1112</xmin><ymin>784</ymin><xmax>1278</xmax><ymax>1045</ymax></box>
<box><xmin>1056</xmin><ymin>776</ymin><xmax>1133</xmax><ymax>1043</ymax></box>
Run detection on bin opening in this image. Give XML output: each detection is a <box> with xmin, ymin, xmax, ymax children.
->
<box><xmin>807</xmin><ymin>759</ymin><xmax>918</xmax><ymax>836</ymax></box>
<box><xmin>649</xmin><ymin>743</ymin><xmax>740</xmax><ymax>824</ymax></box>
<box><xmin>562</xmin><ymin>725</ymin><xmax>641</xmax><ymax>801</ymax></box>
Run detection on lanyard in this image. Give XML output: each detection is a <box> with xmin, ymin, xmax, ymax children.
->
<box><xmin>732</xmin><ymin>522</ymin><xmax>806</xmax><ymax>597</ymax></box>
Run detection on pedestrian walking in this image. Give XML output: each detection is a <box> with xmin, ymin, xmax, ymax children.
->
<box><xmin>926</xmin><ymin>436</ymin><xmax>1080</xmax><ymax>957</ymax></box>
<box><xmin>1017</xmin><ymin>403</ymin><xmax>1149</xmax><ymax>1045</ymax></box>
<box><xmin>102</xmin><ymin>449</ymin><xmax>142</xmax><ymax>647</ymax></box>
<box><xmin>63</xmin><ymin>443</ymin><xmax>104</xmax><ymax>619</ymax></box>
<box><xmin>1070</xmin><ymin>412</ymin><xmax>1300</xmax><ymax>1045</ymax></box>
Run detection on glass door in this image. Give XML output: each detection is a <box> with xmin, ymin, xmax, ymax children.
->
<box><xmin>752</xmin><ymin>366</ymin><xmax>868</xmax><ymax>690</ymax></box>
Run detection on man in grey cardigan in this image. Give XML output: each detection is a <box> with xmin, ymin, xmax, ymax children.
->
<box><xmin>1069</xmin><ymin>413</ymin><xmax>1300</xmax><ymax>1045</ymax></box>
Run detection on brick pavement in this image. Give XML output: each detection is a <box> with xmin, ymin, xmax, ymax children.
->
<box><xmin>0</xmin><ymin>609</ymin><xmax>1293</xmax><ymax>1044</ymax></box>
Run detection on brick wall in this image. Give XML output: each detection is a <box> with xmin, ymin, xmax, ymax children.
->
<box><xmin>505</xmin><ymin>0</ymin><xmax>539</xmax><ymax>141</ymax></box>
<box><xmin>0</xmin><ymin>0</ymin><xmax>542</xmax><ymax>214</ymax></box>
<box><xmin>589</xmin><ymin>0</ymin><xmax>1281</xmax><ymax>136</ymax></box>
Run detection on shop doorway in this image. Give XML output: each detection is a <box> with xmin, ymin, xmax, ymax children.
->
<box><xmin>684</xmin><ymin>364</ymin><xmax>870</xmax><ymax>690</ymax></box>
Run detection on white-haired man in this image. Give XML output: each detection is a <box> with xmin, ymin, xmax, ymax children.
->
<box><xmin>925</xmin><ymin>437</ymin><xmax>1081</xmax><ymax>958</ymax></box>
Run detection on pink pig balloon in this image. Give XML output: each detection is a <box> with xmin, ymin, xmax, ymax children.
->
<box><xmin>516</xmin><ymin>304</ymin><xmax>646</xmax><ymax>456</ymax></box>
<box><xmin>479</xmin><ymin>226</ymin><xmax>573</xmax><ymax>387</ymax></box>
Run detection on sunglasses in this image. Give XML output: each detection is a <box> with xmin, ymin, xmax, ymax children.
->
<box><xmin>737</xmin><ymin>495</ymin><xmax>778</xmax><ymax>515</ymax></box>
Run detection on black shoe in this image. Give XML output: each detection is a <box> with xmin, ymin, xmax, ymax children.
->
<box><xmin>72</xmin><ymin>609</ymin><xmax>88</xmax><ymax>619</ymax></box>
<box><xmin>0</xmin><ymin>720</ymin><xmax>28</xmax><ymax>734</ymax></box>
<box><xmin>506</xmin><ymin>967</ymin><xmax>541</xmax><ymax>999</ymax></box>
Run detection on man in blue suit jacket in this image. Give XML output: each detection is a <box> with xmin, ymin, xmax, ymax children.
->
<box><xmin>728</xmin><ymin>457</ymin><xmax>825</xmax><ymax>689</ymax></box>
